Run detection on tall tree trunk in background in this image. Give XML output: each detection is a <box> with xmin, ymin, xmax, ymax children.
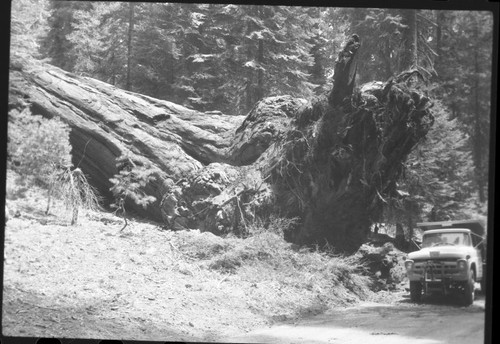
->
<box><xmin>257</xmin><ymin>38</ymin><xmax>264</xmax><ymax>101</ymax></box>
<box><xmin>245</xmin><ymin>44</ymin><xmax>254</xmax><ymax>114</ymax></box>
<box><xmin>168</xmin><ymin>53</ymin><xmax>175</xmax><ymax>86</ymax></box>
<box><xmin>256</xmin><ymin>6</ymin><xmax>265</xmax><ymax>102</ymax></box>
<box><xmin>125</xmin><ymin>2</ymin><xmax>135</xmax><ymax>91</ymax></box>
<box><xmin>381</xmin><ymin>44</ymin><xmax>393</xmax><ymax>79</ymax></box>
<box><xmin>411</xmin><ymin>10</ymin><xmax>418</xmax><ymax>66</ymax></box>
<box><xmin>472</xmin><ymin>17</ymin><xmax>486</xmax><ymax>203</ymax></box>
<box><xmin>435</xmin><ymin>11</ymin><xmax>445</xmax><ymax>73</ymax></box>
<box><xmin>407</xmin><ymin>213</ymin><xmax>414</xmax><ymax>251</ymax></box>
<box><xmin>110</xmin><ymin>50</ymin><xmax>116</xmax><ymax>85</ymax></box>
<box><xmin>395</xmin><ymin>223</ymin><xmax>405</xmax><ymax>249</ymax></box>
<box><xmin>401</xmin><ymin>9</ymin><xmax>418</xmax><ymax>71</ymax></box>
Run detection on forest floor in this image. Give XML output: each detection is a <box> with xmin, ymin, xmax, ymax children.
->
<box><xmin>2</xmin><ymin>170</ymin><xmax>486</xmax><ymax>343</ymax></box>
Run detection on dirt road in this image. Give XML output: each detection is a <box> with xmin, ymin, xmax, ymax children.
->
<box><xmin>227</xmin><ymin>293</ymin><xmax>487</xmax><ymax>344</ymax></box>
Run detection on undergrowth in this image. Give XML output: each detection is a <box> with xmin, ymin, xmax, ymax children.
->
<box><xmin>171</xmin><ymin>216</ymin><xmax>373</xmax><ymax>320</ymax></box>
<box><xmin>8</xmin><ymin>108</ymin><xmax>72</xmax><ymax>187</ymax></box>
<box><xmin>47</xmin><ymin>167</ymin><xmax>101</xmax><ymax>225</ymax></box>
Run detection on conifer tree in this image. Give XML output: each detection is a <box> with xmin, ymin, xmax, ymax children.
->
<box><xmin>431</xmin><ymin>11</ymin><xmax>492</xmax><ymax>203</ymax></box>
<box><xmin>109</xmin><ymin>155</ymin><xmax>158</xmax><ymax>231</ymax></box>
<box><xmin>11</xmin><ymin>0</ymin><xmax>50</xmax><ymax>58</ymax></box>
<box><xmin>41</xmin><ymin>0</ymin><xmax>91</xmax><ymax>69</ymax></box>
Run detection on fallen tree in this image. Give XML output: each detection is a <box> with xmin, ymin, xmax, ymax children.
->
<box><xmin>8</xmin><ymin>35</ymin><xmax>434</xmax><ymax>252</ymax></box>
<box><xmin>9</xmin><ymin>54</ymin><xmax>244</xmax><ymax>220</ymax></box>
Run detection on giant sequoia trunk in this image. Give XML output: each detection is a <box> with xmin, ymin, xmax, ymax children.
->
<box><xmin>8</xmin><ymin>36</ymin><xmax>434</xmax><ymax>253</ymax></box>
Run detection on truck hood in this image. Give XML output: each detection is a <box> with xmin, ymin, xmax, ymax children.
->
<box><xmin>408</xmin><ymin>246</ymin><xmax>474</xmax><ymax>260</ymax></box>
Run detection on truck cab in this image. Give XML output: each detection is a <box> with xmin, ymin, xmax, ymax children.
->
<box><xmin>404</xmin><ymin>220</ymin><xmax>486</xmax><ymax>306</ymax></box>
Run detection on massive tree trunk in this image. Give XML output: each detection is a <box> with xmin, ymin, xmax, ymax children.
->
<box><xmin>9</xmin><ymin>53</ymin><xmax>243</xmax><ymax>221</ymax></box>
<box><xmin>8</xmin><ymin>35</ymin><xmax>434</xmax><ymax>253</ymax></box>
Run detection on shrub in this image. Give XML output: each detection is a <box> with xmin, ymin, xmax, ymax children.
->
<box><xmin>109</xmin><ymin>154</ymin><xmax>158</xmax><ymax>230</ymax></box>
<box><xmin>8</xmin><ymin>107</ymin><xmax>101</xmax><ymax>224</ymax></box>
<box><xmin>199</xmin><ymin>216</ymin><xmax>372</xmax><ymax>319</ymax></box>
<box><xmin>47</xmin><ymin>166</ymin><xmax>101</xmax><ymax>225</ymax></box>
<box><xmin>8</xmin><ymin>108</ymin><xmax>72</xmax><ymax>186</ymax></box>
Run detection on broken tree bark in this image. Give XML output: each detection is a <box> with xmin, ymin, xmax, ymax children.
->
<box><xmin>8</xmin><ymin>35</ymin><xmax>434</xmax><ymax>252</ymax></box>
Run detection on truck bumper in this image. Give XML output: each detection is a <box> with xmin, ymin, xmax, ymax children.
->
<box><xmin>408</xmin><ymin>272</ymin><xmax>468</xmax><ymax>282</ymax></box>
<box><xmin>408</xmin><ymin>271</ymin><xmax>469</xmax><ymax>295</ymax></box>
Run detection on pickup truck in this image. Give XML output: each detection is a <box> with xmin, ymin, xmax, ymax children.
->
<box><xmin>404</xmin><ymin>220</ymin><xmax>486</xmax><ymax>306</ymax></box>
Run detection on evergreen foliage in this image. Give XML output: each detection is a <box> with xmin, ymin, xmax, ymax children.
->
<box><xmin>343</xmin><ymin>8</ymin><xmax>437</xmax><ymax>83</ymax></box>
<box><xmin>10</xmin><ymin>0</ymin><xmax>50</xmax><ymax>58</ymax></box>
<box><xmin>432</xmin><ymin>11</ymin><xmax>492</xmax><ymax>202</ymax></box>
<box><xmin>38</xmin><ymin>3</ymin><xmax>340</xmax><ymax>115</ymax></box>
<box><xmin>384</xmin><ymin>99</ymin><xmax>473</xmax><ymax>234</ymax></box>
<box><xmin>40</xmin><ymin>0</ymin><xmax>91</xmax><ymax>70</ymax></box>
<box><xmin>109</xmin><ymin>154</ymin><xmax>158</xmax><ymax>213</ymax></box>
<box><xmin>7</xmin><ymin>107</ymin><xmax>101</xmax><ymax>225</ymax></box>
<box><xmin>66</xmin><ymin>2</ymin><xmax>129</xmax><ymax>83</ymax></box>
<box><xmin>8</xmin><ymin>108</ymin><xmax>72</xmax><ymax>186</ymax></box>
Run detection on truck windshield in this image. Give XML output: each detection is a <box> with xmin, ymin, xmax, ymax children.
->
<box><xmin>422</xmin><ymin>232</ymin><xmax>471</xmax><ymax>248</ymax></box>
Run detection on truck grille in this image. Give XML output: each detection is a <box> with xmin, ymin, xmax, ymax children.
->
<box><xmin>413</xmin><ymin>259</ymin><xmax>459</xmax><ymax>277</ymax></box>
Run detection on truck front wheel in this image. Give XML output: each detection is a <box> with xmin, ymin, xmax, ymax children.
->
<box><xmin>410</xmin><ymin>281</ymin><xmax>422</xmax><ymax>302</ymax></box>
<box><xmin>462</xmin><ymin>269</ymin><xmax>475</xmax><ymax>306</ymax></box>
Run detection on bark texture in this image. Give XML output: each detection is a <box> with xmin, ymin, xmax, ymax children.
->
<box><xmin>8</xmin><ymin>36</ymin><xmax>434</xmax><ymax>252</ymax></box>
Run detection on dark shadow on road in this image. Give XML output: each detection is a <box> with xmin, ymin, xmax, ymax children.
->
<box><xmin>397</xmin><ymin>289</ymin><xmax>486</xmax><ymax>309</ymax></box>
<box><xmin>2</xmin><ymin>285</ymin><xmax>190</xmax><ymax>341</ymax></box>
<box><xmin>228</xmin><ymin>297</ymin><xmax>486</xmax><ymax>344</ymax></box>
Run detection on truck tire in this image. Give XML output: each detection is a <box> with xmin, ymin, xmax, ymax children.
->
<box><xmin>410</xmin><ymin>281</ymin><xmax>422</xmax><ymax>302</ymax></box>
<box><xmin>462</xmin><ymin>269</ymin><xmax>475</xmax><ymax>306</ymax></box>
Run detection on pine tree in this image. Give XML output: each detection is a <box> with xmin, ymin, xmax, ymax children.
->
<box><xmin>125</xmin><ymin>2</ymin><xmax>135</xmax><ymax>91</ymax></box>
<box><xmin>41</xmin><ymin>0</ymin><xmax>91</xmax><ymax>69</ymax></box>
<box><xmin>131</xmin><ymin>3</ymin><xmax>199</xmax><ymax>104</ymax></box>
<box><xmin>8</xmin><ymin>108</ymin><xmax>72</xmax><ymax>186</ymax></box>
<box><xmin>7</xmin><ymin>107</ymin><xmax>100</xmax><ymax>224</ymax></box>
<box><xmin>384</xmin><ymin>99</ymin><xmax>473</xmax><ymax>240</ymax></box>
<box><xmin>210</xmin><ymin>5</ymin><xmax>317</xmax><ymax>115</ymax></box>
<box><xmin>400</xmin><ymin>9</ymin><xmax>418</xmax><ymax>71</ymax></box>
<box><xmin>342</xmin><ymin>7</ymin><xmax>403</xmax><ymax>82</ymax></box>
<box><xmin>109</xmin><ymin>154</ymin><xmax>158</xmax><ymax>230</ymax></box>
<box><xmin>65</xmin><ymin>2</ymin><xmax>131</xmax><ymax>86</ymax></box>
<box><xmin>432</xmin><ymin>11</ymin><xmax>492</xmax><ymax>203</ymax></box>
<box><xmin>343</xmin><ymin>8</ymin><xmax>437</xmax><ymax>83</ymax></box>
<box><xmin>10</xmin><ymin>0</ymin><xmax>50</xmax><ymax>58</ymax></box>
<box><xmin>38</xmin><ymin>4</ymin><xmax>328</xmax><ymax>115</ymax></box>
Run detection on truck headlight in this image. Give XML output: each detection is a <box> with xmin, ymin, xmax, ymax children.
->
<box><xmin>405</xmin><ymin>260</ymin><xmax>414</xmax><ymax>270</ymax></box>
<box><xmin>457</xmin><ymin>259</ymin><xmax>467</xmax><ymax>270</ymax></box>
